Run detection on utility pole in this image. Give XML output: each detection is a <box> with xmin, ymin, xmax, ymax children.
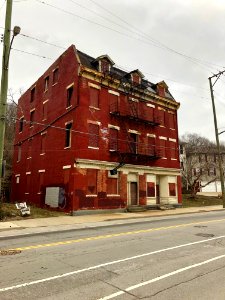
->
<box><xmin>0</xmin><ymin>0</ymin><xmax>13</xmax><ymax>194</ymax></box>
<box><xmin>209</xmin><ymin>70</ymin><xmax>225</xmax><ymax>208</ymax></box>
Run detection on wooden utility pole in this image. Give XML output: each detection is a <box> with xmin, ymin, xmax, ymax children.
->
<box><xmin>209</xmin><ymin>70</ymin><xmax>225</xmax><ymax>208</ymax></box>
<box><xmin>0</xmin><ymin>0</ymin><xmax>13</xmax><ymax>194</ymax></box>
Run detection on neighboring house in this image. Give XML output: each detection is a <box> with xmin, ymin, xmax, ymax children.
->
<box><xmin>11</xmin><ymin>45</ymin><xmax>181</xmax><ymax>213</ymax></box>
<box><xmin>180</xmin><ymin>143</ymin><xmax>225</xmax><ymax>193</ymax></box>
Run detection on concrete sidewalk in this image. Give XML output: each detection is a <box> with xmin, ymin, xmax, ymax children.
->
<box><xmin>0</xmin><ymin>205</ymin><xmax>224</xmax><ymax>240</ymax></box>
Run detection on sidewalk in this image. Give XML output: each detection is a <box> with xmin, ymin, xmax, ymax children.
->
<box><xmin>0</xmin><ymin>205</ymin><xmax>224</xmax><ymax>240</ymax></box>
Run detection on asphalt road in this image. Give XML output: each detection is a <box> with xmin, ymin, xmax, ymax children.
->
<box><xmin>1</xmin><ymin>211</ymin><xmax>225</xmax><ymax>300</ymax></box>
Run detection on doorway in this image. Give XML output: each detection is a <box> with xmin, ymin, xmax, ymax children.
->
<box><xmin>130</xmin><ymin>182</ymin><xmax>138</xmax><ymax>205</ymax></box>
<box><xmin>156</xmin><ymin>184</ymin><xmax>160</xmax><ymax>204</ymax></box>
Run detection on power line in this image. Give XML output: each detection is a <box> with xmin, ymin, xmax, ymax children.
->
<box><xmin>11</xmin><ymin>47</ymin><xmax>53</xmax><ymax>60</ymax></box>
<box><xmin>20</xmin><ymin>33</ymin><xmax>66</xmax><ymax>50</ymax></box>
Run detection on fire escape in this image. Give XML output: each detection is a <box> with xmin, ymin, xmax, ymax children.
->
<box><xmin>109</xmin><ymin>79</ymin><xmax>162</xmax><ymax>172</ymax></box>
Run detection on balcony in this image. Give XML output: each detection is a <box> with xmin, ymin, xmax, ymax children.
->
<box><xmin>110</xmin><ymin>140</ymin><xmax>162</xmax><ymax>163</ymax></box>
<box><xmin>110</xmin><ymin>102</ymin><xmax>161</xmax><ymax>126</ymax></box>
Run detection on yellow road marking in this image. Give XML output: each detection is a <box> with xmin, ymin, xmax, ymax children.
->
<box><xmin>12</xmin><ymin>217</ymin><xmax>225</xmax><ymax>251</ymax></box>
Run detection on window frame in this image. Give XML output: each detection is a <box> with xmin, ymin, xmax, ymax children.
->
<box><xmin>65</xmin><ymin>122</ymin><xmax>72</xmax><ymax>149</ymax></box>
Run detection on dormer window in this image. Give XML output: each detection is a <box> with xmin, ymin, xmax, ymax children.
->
<box><xmin>156</xmin><ymin>81</ymin><xmax>168</xmax><ymax>98</ymax></box>
<box><xmin>129</xmin><ymin>69</ymin><xmax>144</xmax><ymax>85</ymax></box>
<box><xmin>93</xmin><ymin>55</ymin><xmax>115</xmax><ymax>74</ymax></box>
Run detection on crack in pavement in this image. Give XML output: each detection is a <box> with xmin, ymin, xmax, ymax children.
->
<box><xmin>141</xmin><ymin>264</ymin><xmax>225</xmax><ymax>299</ymax></box>
<box><xmin>101</xmin><ymin>279</ymin><xmax>141</xmax><ymax>299</ymax></box>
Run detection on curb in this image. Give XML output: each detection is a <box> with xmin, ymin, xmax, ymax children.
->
<box><xmin>1</xmin><ymin>208</ymin><xmax>225</xmax><ymax>241</ymax></box>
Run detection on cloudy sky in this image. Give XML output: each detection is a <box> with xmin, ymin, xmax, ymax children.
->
<box><xmin>1</xmin><ymin>0</ymin><xmax>225</xmax><ymax>142</ymax></box>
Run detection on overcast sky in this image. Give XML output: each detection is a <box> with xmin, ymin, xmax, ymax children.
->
<box><xmin>1</xmin><ymin>0</ymin><xmax>225</xmax><ymax>142</ymax></box>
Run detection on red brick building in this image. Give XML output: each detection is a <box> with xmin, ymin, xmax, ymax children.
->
<box><xmin>11</xmin><ymin>45</ymin><xmax>181</xmax><ymax>212</ymax></box>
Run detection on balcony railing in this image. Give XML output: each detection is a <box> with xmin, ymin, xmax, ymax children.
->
<box><xmin>110</xmin><ymin>102</ymin><xmax>161</xmax><ymax>126</ymax></box>
<box><xmin>110</xmin><ymin>140</ymin><xmax>162</xmax><ymax>162</ymax></box>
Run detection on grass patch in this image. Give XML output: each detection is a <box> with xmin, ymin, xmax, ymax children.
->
<box><xmin>0</xmin><ymin>203</ymin><xmax>65</xmax><ymax>221</ymax></box>
<box><xmin>182</xmin><ymin>194</ymin><xmax>223</xmax><ymax>207</ymax></box>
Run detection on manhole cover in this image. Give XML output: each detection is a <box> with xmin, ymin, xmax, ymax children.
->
<box><xmin>196</xmin><ymin>233</ymin><xmax>214</xmax><ymax>238</ymax></box>
<box><xmin>0</xmin><ymin>249</ymin><xmax>21</xmax><ymax>256</ymax></box>
<box><xmin>194</xmin><ymin>225</ymin><xmax>208</xmax><ymax>228</ymax></box>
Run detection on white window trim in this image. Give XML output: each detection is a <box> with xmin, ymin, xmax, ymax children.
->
<box><xmin>108</xmin><ymin>124</ymin><xmax>120</xmax><ymax>130</ymax></box>
<box><xmin>128</xmin><ymin>129</ymin><xmax>141</xmax><ymax>135</ymax></box>
<box><xmin>66</xmin><ymin>83</ymin><xmax>74</xmax><ymax>89</ymax></box>
<box><xmin>158</xmin><ymin>107</ymin><xmax>166</xmax><ymax>111</ymax></box>
<box><xmin>147</xmin><ymin>133</ymin><xmax>156</xmax><ymax>138</ymax></box>
<box><xmin>169</xmin><ymin>138</ymin><xmax>177</xmax><ymax>142</ymax></box>
<box><xmin>107</xmin><ymin>194</ymin><xmax>120</xmax><ymax>197</ymax></box>
<box><xmin>15</xmin><ymin>174</ymin><xmax>20</xmax><ymax>177</ymax></box>
<box><xmin>108</xmin><ymin>90</ymin><xmax>119</xmax><ymax>96</ymax></box>
<box><xmin>86</xmin><ymin>194</ymin><xmax>97</xmax><ymax>197</ymax></box>
<box><xmin>88</xmin><ymin>146</ymin><xmax>99</xmax><ymax>150</ymax></box>
<box><xmin>88</xmin><ymin>82</ymin><xmax>101</xmax><ymax>90</ymax></box>
<box><xmin>159</xmin><ymin>136</ymin><xmax>167</xmax><ymax>140</ymax></box>
<box><xmin>26</xmin><ymin>172</ymin><xmax>31</xmax><ymax>175</ymax></box>
<box><xmin>38</xmin><ymin>169</ymin><xmax>45</xmax><ymax>173</ymax></box>
<box><xmin>146</xmin><ymin>103</ymin><xmax>155</xmax><ymax>108</ymax></box>
<box><xmin>43</xmin><ymin>99</ymin><xmax>49</xmax><ymax>105</ymax></box>
<box><xmin>63</xmin><ymin>165</ymin><xmax>71</xmax><ymax>169</ymax></box>
<box><xmin>129</xmin><ymin>97</ymin><xmax>139</xmax><ymax>103</ymax></box>
<box><xmin>87</xmin><ymin>120</ymin><xmax>101</xmax><ymax>125</ymax></box>
<box><xmin>30</xmin><ymin>108</ymin><xmax>35</xmax><ymax>113</ymax></box>
<box><xmin>41</xmin><ymin>131</ymin><xmax>47</xmax><ymax>136</ymax></box>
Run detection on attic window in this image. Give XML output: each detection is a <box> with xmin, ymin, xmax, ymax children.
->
<box><xmin>131</xmin><ymin>73</ymin><xmax>141</xmax><ymax>84</ymax></box>
<box><xmin>100</xmin><ymin>59</ymin><xmax>110</xmax><ymax>73</ymax></box>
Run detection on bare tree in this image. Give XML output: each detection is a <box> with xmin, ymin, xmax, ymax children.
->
<box><xmin>180</xmin><ymin>133</ymin><xmax>223</xmax><ymax>198</ymax></box>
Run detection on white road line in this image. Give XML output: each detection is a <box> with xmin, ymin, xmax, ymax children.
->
<box><xmin>0</xmin><ymin>235</ymin><xmax>225</xmax><ymax>292</ymax></box>
<box><xmin>98</xmin><ymin>254</ymin><xmax>225</xmax><ymax>300</ymax></box>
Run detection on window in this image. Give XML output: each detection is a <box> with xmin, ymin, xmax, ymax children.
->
<box><xmin>107</xmin><ymin>175</ymin><xmax>118</xmax><ymax>195</ymax></box>
<box><xmin>169</xmin><ymin>183</ymin><xmax>176</xmax><ymax>196</ymax></box>
<box><xmin>129</xmin><ymin>133</ymin><xmax>138</xmax><ymax>154</ymax></box>
<box><xmin>148</xmin><ymin>136</ymin><xmax>156</xmax><ymax>156</ymax></box>
<box><xmin>41</xmin><ymin>134</ymin><xmax>46</xmax><ymax>154</ymax></box>
<box><xmin>65</xmin><ymin>123</ymin><xmax>72</xmax><ymax>148</ymax></box>
<box><xmin>209</xmin><ymin>167</ymin><xmax>216</xmax><ymax>176</ymax></box>
<box><xmin>38</xmin><ymin>172</ymin><xmax>44</xmax><ymax>193</ymax></box>
<box><xmin>88</xmin><ymin>123</ymin><xmax>99</xmax><ymax>148</ymax></box>
<box><xmin>169</xmin><ymin>113</ymin><xmax>175</xmax><ymax>129</ymax></box>
<box><xmin>27</xmin><ymin>139</ymin><xmax>32</xmax><ymax>159</ymax></box>
<box><xmin>109</xmin><ymin>128</ymin><xmax>118</xmax><ymax>151</ymax></box>
<box><xmin>53</xmin><ymin>68</ymin><xmax>59</xmax><ymax>84</ymax></box>
<box><xmin>17</xmin><ymin>145</ymin><xmax>21</xmax><ymax>162</ymax></box>
<box><xmin>87</xmin><ymin>169</ymin><xmax>97</xmax><ymax>195</ymax></box>
<box><xmin>89</xmin><ymin>87</ymin><xmax>99</xmax><ymax>108</ymax></box>
<box><xmin>30</xmin><ymin>110</ymin><xmax>35</xmax><ymax>127</ymax></box>
<box><xmin>67</xmin><ymin>86</ymin><xmax>73</xmax><ymax>108</ymax></box>
<box><xmin>109</xmin><ymin>93</ymin><xmax>119</xmax><ymax>112</ymax></box>
<box><xmin>147</xmin><ymin>182</ymin><xmax>155</xmax><ymax>197</ymax></box>
<box><xmin>25</xmin><ymin>174</ymin><xmax>31</xmax><ymax>193</ymax></box>
<box><xmin>44</xmin><ymin>76</ymin><xmax>49</xmax><ymax>92</ymax></box>
<box><xmin>159</xmin><ymin>139</ymin><xmax>166</xmax><ymax>157</ymax></box>
<box><xmin>158</xmin><ymin>109</ymin><xmax>165</xmax><ymax>126</ymax></box>
<box><xmin>42</xmin><ymin>102</ymin><xmax>48</xmax><ymax>120</ymax></box>
<box><xmin>19</xmin><ymin>117</ymin><xmax>24</xmax><ymax>132</ymax></box>
<box><xmin>100</xmin><ymin>60</ymin><xmax>109</xmax><ymax>73</ymax></box>
<box><xmin>30</xmin><ymin>87</ymin><xmax>35</xmax><ymax>102</ymax></box>
<box><xmin>170</xmin><ymin>141</ymin><xmax>176</xmax><ymax>159</ymax></box>
<box><xmin>16</xmin><ymin>176</ymin><xmax>20</xmax><ymax>184</ymax></box>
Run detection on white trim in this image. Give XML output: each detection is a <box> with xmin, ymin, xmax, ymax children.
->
<box><xmin>66</xmin><ymin>105</ymin><xmax>73</xmax><ymax>110</ymax></box>
<box><xmin>25</xmin><ymin>192</ymin><xmax>29</xmax><ymax>195</ymax></box>
<box><xmin>107</xmin><ymin>194</ymin><xmax>120</xmax><ymax>197</ymax></box>
<box><xmin>158</xmin><ymin>107</ymin><xmax>165</xmax><ymax>111</ymax></box>
<box><xmin>161</xmin><ymin>157</ymin><xmax>167</xmax><ymax>160</ymax></box>
<box><xmin>66</xmin><ymin>83</ymin><xmax>74</xmax><ymax>89</ymax></box>
<box><xmin>41</xmin><ymin>131</ymin><xmax>47</xmax><ymax>136</ymax></box>
<box><xmin>108</xmin><ymin>90</ymin><xmax>119</xmax><ymax>96</ymax></box>
<box><xmin>15</xmin><ymin>174</ymin><xmax>20</xmax><ymax>177</ymax></box>
<box><xmin>40</xmin><ymin>153</ymin><xmax>45</xmax><ymax>156</ymax></box>
<box><xmin>43</xmin><ymin>99</ymin><xmax>49</xmax><ymax>104</ymax></box>
<box><xmin>147</xmin><ymin>133</ymin><xmax>156</xmax><ymax>138</ymax></box>
<box><xmin>88</xmin><ymin>146</ymin><xmax>99</xmax><ymax>150</ymax></box>
<box><xmin>159</xmin><ymin>136</ymin><xmax>167</xmax><ymax>140</ymax></box>
<box><xmin>87</xmin><ymin>120</ymin><xmax>101</xmax><ymax>125</ymax></box>
<box><xmin>88</xmin><ymin>82</ymin><xmax>101</xmax><ymax>89</ymax></box>
<box><xmin>146</xmin><ymin>103</ymin><xmax>155</xmax><ymax>108</ymax></box>
<box><xmin>38</xmin><ymin>169</ymin><xmax>45</xmax><ymax>173</ymax></box>
<box><xmin>63</xmin><ymin>165</ymin><xmax>71</xmax><ymax>169</ymax></box>
<box><xmin>108</xmin><ymin>124</ymin><xmax>120</xmax><ymax>130</ymax></box>
<box><xmin>65</xmin><ymin>120</ymin><xmax>73</xmax><ymax>125</ymax></box>
<box><xmin>86</xmin><ymin>194</ymin><xmax>97</xmax><ymax>197</ymax></box>
<box><xmin>171</xmin><ymin>158</ymin><xmax>177</xmax><ymax>161</ymax></box>
<box><xmin>19</xmin><ymin>115</ymin><xmax>24</xmax><ymax>119</ymax></box>
<box><xmin>26</xmin><ymin>172</ymin><xmax>31</xmax><ymax>175</ymax></box>
<box><xmin>128</xmin><ymin>129</ymin><xmax>141</xmax><ymax>135</ymax></box>
<box><xmin>30</xmin><ymin>108</ymin><xmax>35</xmax><ymax>112</ymax></box>
<box><xmin>89</xmin><ymin>106</ymin><xmax>100</xmax><ymax>110</ymax></box>
<box><xmin>168</xmin><ymin>110</ymin><xmax>175</xmax><ymax>114</ymax></box>
<box><xmin>169</xmin><ymin>138</ymin><xmax>176</xmax><ymax>142</ymax></box>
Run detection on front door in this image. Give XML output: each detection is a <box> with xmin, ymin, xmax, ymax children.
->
<box><xmin>130</xmin><ymin>182</ymin><xmax>138</xmax><ymax>205</ymax></box>
<box><xmin>156</xmin><ymin>184</ymin><xmax>160</xmax><ymax>204</ymax></box>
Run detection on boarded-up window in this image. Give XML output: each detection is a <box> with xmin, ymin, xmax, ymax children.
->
<box><xmin>109</xmin><ymin>128</ymin><xmax>118</xmax><ymax>151</ymax></box>
<box><xmin>170</xmin><ymin>141</ymin><xmax>176</xmax><ymax>159</ymax></box>
<box><xmin>158</xmin><ymin>109</ymin><xmax>165</xmax><ymax>126</ymax></box>
<box><xmin>169</xmin><ymin>183</ymin><xmax>176</xmax><ymax>196</ymax></box>
<box><xmin>87</xmin><ymin>169</ymin><xmax>97</xmax><ymax>195</ymax></box>
<box><xmin>41</xmin><ymin>134</ymin><xmax>46</xmax><ymax>154</ymax></box>
<box><xmin>160</xmin><ymin>139</ymin><xmax>166</xmax><ymax>157</ymax></box>
<box><xmin>147</xmin><ymin>106</ymin><xmax>154</xmax><ymax>121</ymax></box>
<box><xmin>90</xmin><ymin>87</ymin><xmax>99</xmax><ymax>108</ymax></box>
<box><xmin>44</xmin><ymin>76</ymin><xmax>49</xmax><ymax>92</ymax></box>
<box><xmin>65</xmin><ymin>123</ymin><xmax>72</xmax><ymax>148</ymax></box>
<box><xmin>88</xmin><ymin>123</ymin><xmax>99</xmax><ymax>148</ymax></box>
<box><xmin>43</xmin><ymin>102</ymin><xmax>47</xmax><ymax>120</ymax></box>
<box><xmin>148</xmin><ymin>136</ymin><xmax>156</xmax><ymax>156</ymax></box>
<box><xmin>147</xmin><ymin>182</ymin><xmax>155</xmax><ymax>197</ymax></box>
<box><xmin>169</xmin><ymin>113</ymin><xmax>175</xmax><ymax>129</ymax></box>
<box><xmin>109</xmin><ymin>93</ymin><xmax>119</xmax><ymax>112</ymax></box>
<box><xmin>25</xmin><ymin>174</ymin><xmax>31</xmax><ymax>193</ymax></box>
<box><xmin>31</xmin><ymin>87</ymin><xmax>35</xmax><ymax>102</ymax></box>
<box><xmin>30</xmin><ymin>110</ymin><xmax>35</xmax><ymax>127</ymax></box>
<box><xmin>107</xmin><ymin>177</ymin><xmax>118</xmax><ymax>194</ymax></box>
